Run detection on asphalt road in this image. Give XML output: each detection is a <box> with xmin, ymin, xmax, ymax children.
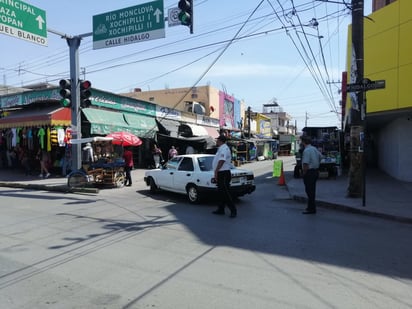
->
<box><xmin>1</xmin><ymin>158</ymin><xmax>411</xmax><ymax>309</ymax></box>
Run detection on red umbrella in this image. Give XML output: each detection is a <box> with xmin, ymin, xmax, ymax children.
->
<box><xmin>106</xmin><ymin>131</ymin><xmax>142</xmax><ymax>146</ymax></box>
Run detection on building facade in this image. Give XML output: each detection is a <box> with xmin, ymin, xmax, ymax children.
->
<box><xmin>345</xmin><ymin>0</ymin><xmax>412</xmax><ymax>181</ymax></box>
<box><xmin>372</xmin><ymin>0</ymin><xmax>397</xmax><ymax>12</ymax></box>
<box><xmin>122</xmin><ymin>85</ymin><xmax>246</xmax><ymax>133</ymax></box>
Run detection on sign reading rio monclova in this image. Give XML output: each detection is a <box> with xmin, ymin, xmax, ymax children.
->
<box><xmin>0</xmin><ymin>0</ymin><xmax>47</xmax><ymax>46</ymax></box>
<box><xmin>93</xmin><ymin>0</ymin><xmax>165</xmax><ymax>50</ymax></box>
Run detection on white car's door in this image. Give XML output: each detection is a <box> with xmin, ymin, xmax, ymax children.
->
<box><xmin>156</xmin><ymin>157</ymin><xmax>182</xmax><ymax>189</ymax></box>
<box><xmin>172</xmin><ymin>157</ymin><xmax>196</xmax><ymax>193</ymax></box>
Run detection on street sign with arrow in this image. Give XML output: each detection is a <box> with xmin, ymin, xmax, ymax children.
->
<box><xmin>93</xmin><ymin>0</ymin><xmax>165</xmax><ymax>50</ymax></box>
<box><xmin>0</xmin><ymin>1</ymin><xmax>47</xmax><ymax>46</ymax></box>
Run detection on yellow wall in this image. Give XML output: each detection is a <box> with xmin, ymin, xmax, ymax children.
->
<box><xmin>346</xmin><ymin>0</ymin><xmax>412</xmax><ymax>113</ymax></box>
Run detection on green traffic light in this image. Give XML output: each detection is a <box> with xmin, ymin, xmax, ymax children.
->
<box><xmin>178</xmin><ymin>11</ymin><xmax>191</xmax><ymax>26</ymax></box>
<box><xmin>60</xmin><ymin>98</ymin><xmax>71</xmax><ymax>107</ymax></box>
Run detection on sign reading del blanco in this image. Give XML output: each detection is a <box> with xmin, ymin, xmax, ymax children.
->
<box><xmin>93</xmin><ymin>1</ymin><xmax>164</xmax><ymax>49</ymax></box>
<box><xmin>0</xmin><ymin>0</ymin><xmax>47</xmax><ymax>46</ymax></box>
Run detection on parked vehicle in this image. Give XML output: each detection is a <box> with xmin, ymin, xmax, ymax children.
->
<box><xmin>144</xmin><ymin>154</ymin><xmax>256</xmax><ymax>203</ymax></box>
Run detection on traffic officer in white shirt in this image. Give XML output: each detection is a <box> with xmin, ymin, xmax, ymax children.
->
<box><xmin>212</xmin><ymin>134</ymin><xmax>237</xmax><ymax>218</ymax></box>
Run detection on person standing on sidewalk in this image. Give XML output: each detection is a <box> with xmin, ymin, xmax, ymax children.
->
<box><xmin>212</xmin><ymin>135</ymin><xmax>237</xmax><ymax>218</ymax></box>
<box><xmin>168</xmin><ymin>145</ymin><xmax>178</xmax><ymax>160</ymax></box>
<box><xmin>301</xmin><ymin>135</ymin><xmax>322</xmax><ymax>214</ymax></box>
<box><xmin>123</xmin><ymin>147</ymin><xmax>134</xmax><ymax>186</ymax></box>
<box><xmin>152</xmin><ymin>144</ymin><xmax>162</xmax><ymax>168</ymax></box>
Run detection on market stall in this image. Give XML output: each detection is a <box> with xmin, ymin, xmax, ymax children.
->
<box><xmin>301</xmin><ymin>126</ymin><xmax>342</xmax><ymax>179</ymax></box>
<box><xmin>68</xmin><ymin>137</ymin><xmax>126</xmax><ymax>188</ymax></box>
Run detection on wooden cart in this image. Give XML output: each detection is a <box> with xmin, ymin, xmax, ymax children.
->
<box><xmin>67</xmin><ymin>137</ymin><xmax>126</xmax><ymax>189</ymax></box>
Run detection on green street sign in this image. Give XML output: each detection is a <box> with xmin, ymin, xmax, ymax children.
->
<box><xmin>93</xmin><ymin>0</ymin><xmax>165</xmax><ymax>50</ymax></box>
<box><xmin>0</xmin><ymin>0</ymin><xmax>47</xmax><ymax>46</ymax></box>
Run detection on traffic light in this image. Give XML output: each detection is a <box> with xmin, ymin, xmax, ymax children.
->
<box><xmin>59</xmin><ymin>79</ymin><xmax>71</xmax><ymax>107</ymax></box>
<box><xmin>80</xmin><ymin>80</ymin><xmax>92</xmax><ymax>108</ymax></box>
<box><xmin>178</xmin><ymin>0</ymin><xmax>193</xmax><ymax>33</ymax></box>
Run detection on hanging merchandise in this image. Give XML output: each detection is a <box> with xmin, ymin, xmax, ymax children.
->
<box><xmin>11</xmin><ymin>128</ymin><xmax>17</xmax><ymax>147</ymax></box>
<box><xmin>64</xmin><ymin>127</ymin><xmax>72</xmax><ymax>144</ymax></box>
<box><xmin>47</xmin><ymin>127</ymin><xmax>51</xmax><ymax>151</ymax></box>
<box><xmin>27</xmin><ymin>127</ymin><xmax>33</xmax><ymax>150</ymax></box>
<box><xmin>57</xmin><ymin>127</ymin><xmax>66</xmax><ymax>146</ymax></box>
<box><xmin>37</xmin><ymin>127</ymin><xmax>46</xmax><ymax>149</ymax></box>
<box><xmin>50</xmin><ymin>128</ymin><xmax>58</xmax><ymax>146</ymax></box>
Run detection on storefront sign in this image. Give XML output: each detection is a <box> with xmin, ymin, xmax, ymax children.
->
<box><xmin>91</xmin><ymin>89</ymin><xmax>156</xmax><ymax>116</ymax></box>
<box><xmin>196</xmin><ymin>114</ymin><xmax>219</xmax><ymax>127</ymax></box>
<box><xmin>157</xmin><ymin>106</ymin><xmax>181</xmax><ymax>120</ymax></box>
<box><xmin>0</xmin><ymin>88</ymin><xmax>60</xmax><ymax>108</ymax></box>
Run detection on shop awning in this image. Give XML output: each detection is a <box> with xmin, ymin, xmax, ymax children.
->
<box><xmin>156</xmin><ymin>118</ymin><xmax>180</xmax><ymax>137</ymax></box>
<box><xmin>179</xmin><ymin>123</ymin><xmax>208</xmax><ymax>137</ymax></box>
<box><xmin>157</xmin><ymin>133</ymin><xmax>216</xmax><ymax>149</ymax></box>
<box><xmin>204</xmin><ymin>126</ymin><xmax>220</xmax><ymax>138</ymax></box>
<box><xmin>0</xmin><ymin>106</ymin><xmax>71</xmax><ymax>129</ymax></box>
<box><xmin>123</xmin><ymin>112</ymin><xmax>157</xmax><ymax>138</ymax></box>
<box><xmin>82</xmin><ymin>108</ymin><xmax>156</xmax><ymax>138</ymax></box>
<box><xmin>82</xmin><ymin>108</ymin><xmax>129</xmax><ymax>135</ymax></box>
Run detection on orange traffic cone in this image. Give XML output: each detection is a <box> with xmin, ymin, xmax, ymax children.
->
<box><xmin>278</xmin><ymin>166</ymin><xmax>286</xmax><ymax>186</ymax></box>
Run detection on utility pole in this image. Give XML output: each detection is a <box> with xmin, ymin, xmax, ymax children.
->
<box><xmin>347</xmin><ymin>0</ymin><xmax>364</xmax><ymax>199</ymax></box>
<box><xmin>247</xmin><ymin>106</ymin><xmax>251</xmax><ymax>138</ymax></box>
<box><xmin>305</xmin><ymin>111</ymin><xmax>308</xmax><ymax>127</ymax></box>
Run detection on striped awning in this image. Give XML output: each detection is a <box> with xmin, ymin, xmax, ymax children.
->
<box><xmin>0</xmin><ymin>106</ymin><xmax>71</xmax><ymax>129</ymax></box>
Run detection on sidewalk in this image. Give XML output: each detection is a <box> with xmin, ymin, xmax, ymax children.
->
<box><xmin>1</xmin><ymin>160</ymin><xmax>412</xmax><ymax>224</ymax></box>
<box><xmin>284</xmin><ymin>165</ymin><xmax>412</xmax><ymax>224</ymax></box>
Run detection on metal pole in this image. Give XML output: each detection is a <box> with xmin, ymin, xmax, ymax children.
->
<box><xmin>47</xmin><ymin>29</ymin><xmax>93</xmax><ymax>171</ymax></box>
<box><xmin>67</xmin><ymin>37</ymin><xmax>82</xmax><ymax>171</ymax></box>
<box><xmin>347</xmin><ymin>0</ymin><xmax>365</xmax><ymax>203</ymax></box>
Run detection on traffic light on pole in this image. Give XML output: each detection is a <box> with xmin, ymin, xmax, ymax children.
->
<box><xmin>59</xmin><ymin>79</ymin><xmax>72</xmax><ymax>107</ymax></box>
<box><xmin>178</xmin><ymin>0</ymin><xmax>193</xmax><ymax>33</ymax></box>
<box><xmin>80</xmin><ymin>80</ymin><xmax>92</xmax><ymax>108</ymax></box>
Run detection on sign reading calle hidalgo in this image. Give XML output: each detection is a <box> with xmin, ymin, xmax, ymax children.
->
<box><xmin>92</xmin><ymin>0</ymin><xmax>165</xmax><ymax>50</ymax></box>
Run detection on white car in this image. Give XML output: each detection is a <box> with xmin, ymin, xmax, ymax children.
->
<box><xmin>144</xmin><ymin>154</ymin><xmax>256</xmax><ymax>203</ymax></box>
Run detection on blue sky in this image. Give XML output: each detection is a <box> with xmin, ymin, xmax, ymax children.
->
<box><xmin>1</xmin><ymin>0</ymin><xmax>372</xmax><ymax>131</ymax></box>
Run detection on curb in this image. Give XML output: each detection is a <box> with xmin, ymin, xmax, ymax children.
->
<box><xmin>0</xmin><ymin>182</ymin><xmax>99</xmax><ymax>194</ymax></box>
<box><xmin>291</xmin><ymin>194</ymin><xmax>412</xmax><ymax>225</ymax></box>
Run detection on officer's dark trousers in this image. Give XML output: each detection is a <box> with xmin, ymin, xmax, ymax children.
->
<box><xmin>216</xmin><ymin>170</ymin><xmax>236</xmax><ymax>214</ymax></box>
<box><xmin>303</xmin><ymin>169</ymin><xmax>319</xmax><ymax>211</ymax></box>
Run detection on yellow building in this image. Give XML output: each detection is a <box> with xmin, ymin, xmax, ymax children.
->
<box><xmin>346</xmin><ymin>0</ymin><xmax>412</xmax><ymax>181</ymax></box>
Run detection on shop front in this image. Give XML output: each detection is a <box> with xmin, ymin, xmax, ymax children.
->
<box><xmin>0</xmin><ymin>102</ymin><xmax>72</xmax><ymax>175</ymax></box>
<box><xmin>81</xmin><ymin>107</ymin><xmax>157</xmax><ymax>168</ymax></box>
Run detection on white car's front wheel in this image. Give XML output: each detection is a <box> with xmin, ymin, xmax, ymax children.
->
<box><xmin>187</xmin><ymin>185</ymin><xmax>200</xmax><ymax>204</ymax></box>
<box><xmin>148</xmin><ymin>177</ymin><xmax>158</xmax><ymax>193</ymax></box>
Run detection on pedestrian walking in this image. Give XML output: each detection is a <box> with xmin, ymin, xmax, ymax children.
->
<box><xmin>123</xmin><ymin>146</ymin><xmax>134</xmax><ymax>186</ymax></box>
<box><xmin>152</xmin><ymin>144</ymin><xmax>162</xmax><ymax>168</ymax></box>
<box><xmin>37</xmin><ymin>149</ymin><xmax>50</xmax><ymax>178</ymax></box>
<box><xmin>300</xmin><ymin>135</ymin><xmax>322</xmax><ymax>214</ymax></box>
<box><xmin>212</xmin><ymin>135</ymin><xmax>237</xmax><ymax>218</ymax></box>
<box><xmin>168</xmin><ymin>145</ymin><xmax>178</xmax><ymax>160</ymax></box>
